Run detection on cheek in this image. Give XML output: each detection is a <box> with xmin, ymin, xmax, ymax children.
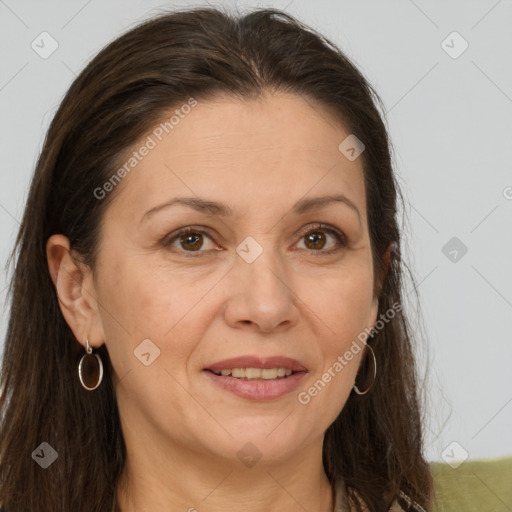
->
<box><xmin>303</xmin><ymin>260</ymin><xmax>375</xmax><ymax>348</ymax></box>
<box><xmin>96</xmin><ymin>256</ymin><xmax>215</xmax><ymax>433</ymax></box>
<box><xmin>295</xmin><ymin>348</ymin><xmax>363</xmax><ymax>443</ymax></box>
<box><xmin>95</xmin><ymin>254</ymin><xmax>211</xmax><ymax>374</ymax></box>
<box><xmin>296</xmin><ymin>261</ymin><xmax>373</xmax><ymax>408</ymax></box>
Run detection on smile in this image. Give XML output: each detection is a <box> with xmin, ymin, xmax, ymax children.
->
<box><xmin>208</xmin><ymin>367</ymin><xmax>294</xmax><ymax>380</ymax></box>
<box><xmin>203</xmin><ymin>368</ymin><xmax>307</xmax><ymax>401</ymax></box>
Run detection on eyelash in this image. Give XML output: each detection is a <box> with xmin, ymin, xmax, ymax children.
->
<box><xmin>163</xmin><ymin>223</ymin><xmax>348</xmax><ymax>258</ymax></box>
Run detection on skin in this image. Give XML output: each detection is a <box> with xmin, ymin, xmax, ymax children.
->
<box><xmin>47</xmin><ymin>91</ymin><xmax>384</xmax><ymax>512</ymax></box>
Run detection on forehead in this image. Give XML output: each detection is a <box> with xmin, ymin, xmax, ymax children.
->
<box><xmin>104</xmin><ymin>92</ymin><xmax>367</xmax><ymax>224</ymax></box>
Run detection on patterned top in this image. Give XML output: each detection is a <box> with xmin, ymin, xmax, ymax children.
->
<box><xmin>106</xmin><ymin>479</ymin><xmax>423</xmax><ymax>512</ymax></box>
<box><xmin>334</xmin><ymin>479</ymin><xmax>427</xmax><ymax>511</ymax></box>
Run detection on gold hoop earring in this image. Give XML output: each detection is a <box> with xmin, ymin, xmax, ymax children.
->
<box><xmin>353</xmin><ymin>343</ymin><xmax>376</xmax><ymax>395</ymax></box>
<box><xmin>78</xmin><ymin>337</ymin><xmax>104</xmax><ymax>390</ymax></box>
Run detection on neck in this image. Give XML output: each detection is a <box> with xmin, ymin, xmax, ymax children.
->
<box><xmin>115</xmin><ymin>436</ymin><xmax>336</xmax><ymax>512</ymax></box>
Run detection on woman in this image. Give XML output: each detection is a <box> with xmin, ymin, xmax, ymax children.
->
<box><xmin>0</xmin><ymin>6</ymin><xmax>433</xmax><ymax>511</ymax></box>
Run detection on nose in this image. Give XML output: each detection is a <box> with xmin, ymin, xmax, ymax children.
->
<box><xmin>222</xmin><ymin>244</ymin><xmax>300</xmax><ymax>334</ymax></box>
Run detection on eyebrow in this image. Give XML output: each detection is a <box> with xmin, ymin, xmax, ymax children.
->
<box><xmin>140</xmin><ymin>194</ymin><xmax>361</xmax><ymax>226</ymax></box>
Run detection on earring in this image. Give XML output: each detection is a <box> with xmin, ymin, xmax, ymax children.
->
<box><xmin>353</xmin><ymin>343</ymin><xmax>377</xmax><ymax>395</ymax></box>
<box><xmin>78</xmin><ymin>337</ymin><xmax>104</xmax><ymax>390</ymax></box>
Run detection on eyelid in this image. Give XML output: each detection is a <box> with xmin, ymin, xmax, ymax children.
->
<box><xmin>162</xmin><ymin>226</ymin><xmax>218</xmax><ymax>253</ymax></box>
<box><xmin>163</xmin><ymin>222</ymin><xmax>348</xmax><ymax>255</ymax></box>
<box><xmin>296</xmin><ymin>223</ymin><xmax>347</xmax><ymax>244</ymax></box>
<box><xmin>292</xmin><ymin>223</ymin><xmax>348</xmax><ymax>257</ymax></box>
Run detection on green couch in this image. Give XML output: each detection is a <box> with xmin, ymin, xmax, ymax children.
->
<box><xmin>431</xmin><ymin>457</ymin><xmax>512</xmax><ymax>511</ymax></box>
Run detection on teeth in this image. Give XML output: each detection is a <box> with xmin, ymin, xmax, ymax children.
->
<box><xmin>211</xmin><ymin>367</ymin><xmax>294</xmax><ymax>380</ymax></box>
<box><xmin>246</xmin><ymin>367</ymin><xmax>262</xmax><ymax>379</ymax></box>
<box><xmin>261</xmin><ymin>368</ymin><xmax>277</xmax><ymax>379</ymax></box>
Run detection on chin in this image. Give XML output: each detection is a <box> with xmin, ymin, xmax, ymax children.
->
<box><xmin>200</xmin><ymin>427</ymin><xmax>310</xmax><ymax>467</ymax></box>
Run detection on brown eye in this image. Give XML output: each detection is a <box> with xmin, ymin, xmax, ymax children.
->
<box><xmin>179</xmin><ymin>232</ymin><xmax>203</xmax><ymax>251</ymax></box>
<box><xmin>164</xmin><ymin>228</ymin><xmax>217</xmax><ymax>254</ymax></box>
<box><xmin>304</xmin><ymin>231</ymin><xmax>327</xmax><ymax>250</ymax></box>
<box><xmin>296</xmin><ymin>224</ymin><xmax>347</xmax><ymax>254</ymax></box>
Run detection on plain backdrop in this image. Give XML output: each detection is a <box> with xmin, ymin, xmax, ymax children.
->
<box><xmin>1</xmin><ymin>0</ymin><xmax>511</xmax><ymax>463</ymax></box>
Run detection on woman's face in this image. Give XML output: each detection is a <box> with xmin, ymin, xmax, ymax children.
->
<box><xmin>89</xmin><ymin>92</ymin><xmax>379</xmax><ymax>466</ymax></box>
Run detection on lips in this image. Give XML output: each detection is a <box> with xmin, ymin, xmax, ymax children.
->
<box><xmin>204</xmin><ymin>355</ymin><xmax>308</xmax><ymax>373</ymax></box>
<box><xmin>203</xmin><ymin>355</ymin><xmax>308</xmax><ymax>401</ymax></box>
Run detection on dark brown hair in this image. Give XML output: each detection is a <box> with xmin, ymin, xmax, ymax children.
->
<box><xmin>0</xmin><ymin>6</ymin><xmax>433</xmax><ymax>511</ymax></box>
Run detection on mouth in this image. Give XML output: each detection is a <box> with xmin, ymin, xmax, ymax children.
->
<box><xmin>203</xmin><ymin>355</ymin><xmax>308</xmax><ymax>401</ymax></box>
<box><xmin>205</xmin><ymin>367</ymin><xmax>297</xmax><ymax>380</ymax></box>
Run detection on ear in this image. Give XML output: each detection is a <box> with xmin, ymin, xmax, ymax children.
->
<box><xmin>368</xmin><ymin>243</ymin><xmax>393</xmax><ymax>332</ymax></box>
<box><xmin>46</xmin><ymin>234</ymin><xmax>105</xmax><ymax>350</ymax></box>
<box><xmin>383</xmin><ymin>243</ymin><xmax>392</xmax><ymax>275</ymax></box>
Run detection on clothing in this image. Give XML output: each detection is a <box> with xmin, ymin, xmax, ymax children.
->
<box><xmin>334</xmin><ymin>479</ymin><xmax>418</xmax><ymax>511</ymax></box>
<box><xmin>0</xmin><ymin>482</ymin><xmax>419</xmax><ymax>511</ymax></box>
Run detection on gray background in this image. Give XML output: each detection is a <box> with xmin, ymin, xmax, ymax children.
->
<box><xmin>1</xmin><ymin>0</ymin><xmax>511</xmax><ymax>463</ymax></box>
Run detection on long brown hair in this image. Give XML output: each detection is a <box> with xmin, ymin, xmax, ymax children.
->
<box><xmin>0</xmin><ymin>6</ymin><xmax>433</xmax><ymax>511</ymax></box>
